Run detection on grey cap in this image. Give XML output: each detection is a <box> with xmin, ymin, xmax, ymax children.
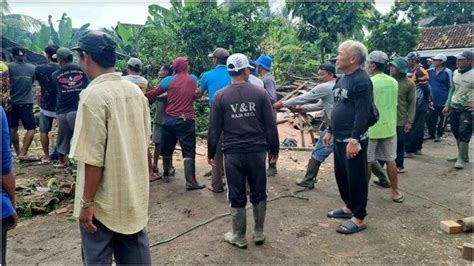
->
<box><xmin>127</xmin><ymin>57</ymin><xmax>143</xmax><ymax>69</ymax></box>
<box><xmin>56</xmin><ymin>47</ymin><xmax>73</xmax><ymax>60</ymax></box>
<box><xmin>454</xmin><ymin>50</ymin><xmax>473</xmax><ymax>60</ymax></box>
<box><xmin>367</xmin><ymin>50</ymin><xmax>389</xmax><ymax>64</ymax></box>
<box><xmin>208</xmin><ymin>48</ymin><xmax>230</xmax><ymax>59</ymax></box>
<box><xmin>432</xmin><ymin>54</ymin><xmax>447</xmax><ymax>62</ymax></box>
<box><xmin>71</xmin><ymin>30</ymin><xmax>116</xmax><ymax>54</ymax></box>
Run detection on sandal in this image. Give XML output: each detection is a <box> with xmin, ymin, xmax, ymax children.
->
<box><xmin>373</xmin><ymin>179</ymin><xmax>391</xmax><ymax>188</ymax></box>
<box><xmin>336</xmin><ymin>219</ymin><xmax>366</xmax><ymax>234</ymax></box>
<box><xmin>149</xmin><ymin>172</ymin><xmax>162</xmax><ymax>183</ymax></box>
<box><xmin>397</xmin><ymin>168</ymin><xmax>406</xmax><ymax>173</ymax></box>
<box><xmin>327</xmin><ymin>208</ymin><xmax>353</xmax><ymax>219</ymax></box>
<box><xmin>392</xmin><ymin>194</ymin><xmax>405</xmax><ymax>203</ymax></box>
<box><xmin>208</xmin><ymin>185</ymin><xmax>224</xmax><ymax>193</ymax></box>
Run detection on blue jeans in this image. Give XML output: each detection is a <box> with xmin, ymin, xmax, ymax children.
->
<box><xmin>312</xmin><ymin>129</ymin><xmax>333</xmax><ymax>162</ymax></box>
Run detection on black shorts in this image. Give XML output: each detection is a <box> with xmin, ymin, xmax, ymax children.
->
<box><xmin>7</xmin><ymin>104</ymin><xmax>36</xmax><ymax>130</ymax></box>
<box><xmin>160</xmin><ymin>116</ymin><xmax>196</xmax><ymax>158</ymax></box>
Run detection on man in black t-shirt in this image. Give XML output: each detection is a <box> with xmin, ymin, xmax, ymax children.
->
<box><xmin>35</xmin><ymin>45</ymin><xmax>60</xmax><ymax>163</ymax></box>
<box><xmin>323</xmin><ymin>40</ymin><xmax>371</xmax><ymax>235</ymax></box>
<box><xmin>52</xmin><ymin>48</ymin><xmax>88</xmax><ymax>167</ymax></box>
<box><xmin>208</xmin><ymin>53</ymin><xmax>279</xmax><ymax>248</ymax></box>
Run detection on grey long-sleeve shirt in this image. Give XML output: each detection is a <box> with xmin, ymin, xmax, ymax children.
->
<box><xmin>283</xmin><ymin>80</ymin><xmax>335</xmax><ymax>122</ymax></box>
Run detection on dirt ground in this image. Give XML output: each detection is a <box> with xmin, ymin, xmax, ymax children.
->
<box><xmin>5</xmin><ymin>134</ymin><xmax>473</xmax><ymax>264</ymax></box>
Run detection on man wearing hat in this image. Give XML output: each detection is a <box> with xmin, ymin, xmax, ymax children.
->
<box><xmin>366</xmin><ymin>51</ymin><xmax>403</xmax><ymax>203</ymax></box>
<box><xmin>426</xmin><ymin>53</ymin><xmax>452</xmax><ymax>142</ymax></box>
<box><xmin>69</xmin><ymin>31</ymin><xmax>152</xmax><ymax>264</ymax></box>
<box><xmin>405</xmin><ymin>51</ymin><xmax>431</xmax><ymax>157</ymax></box>
<box><xmin>389</xmin><ymin>57</ymin><xmax>416</xmax><ymax>174</ymax></box>
<box><xmin>6</xmin><ymin>47</ymin><xmax>36</xmax><ymax>160</ymax></box>
<box><xmin>51</xmin><ymin>47</ymin><xmax>88</xmax><ymax>168</ymax></box>
<box><xmin>208</xmin><ymin>53</ymin><xmax>279</xmax><ymax>248</ymax></box>
<box><xmin>443</xmin><ymin>50</ymin><xmax>473</xmax><ymax>169</ymax></box>
<box><xmin>256</xmin><ymin>54</ymin><xmax>278</xmax><ymax>176</ymax></box>
<box><xmin>273</xmin><ymin>64</ymin><xmax>336</xmax><ymax>189</ymax></box>
<box><xmin>123</xmin><ymin>57</ymin><xmax>148</xmax><ymax>94</ymax></box>
<box><xmin>197</xmin><ymin>47</ymin><xmax>231</xmax><ymax>193</ymax></box>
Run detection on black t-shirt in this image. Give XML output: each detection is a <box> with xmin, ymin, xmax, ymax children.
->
<box><xmin>35</xmin><ymin>63</ymin><xmax>60</xmax><ymax>112</ymax></box>
<box><xmin>330</xmin><ymin>68</ymin><xmax>372</xmax><ymax>140</ymax></box>
<box><xmin>208</xmin><ymin>82</ymin><xmax>279</xmax><ymax>158</ymax></box>
<box><xmin>52</xmin><ymin>64</ymin><xmax>88</xmax><ymax>114</ymax></box>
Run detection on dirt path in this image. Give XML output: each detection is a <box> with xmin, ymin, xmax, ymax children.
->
<box><xmin>6</xmin><ymin>135</ymin><xmax>473</xmax><ymax>264</ymax></box>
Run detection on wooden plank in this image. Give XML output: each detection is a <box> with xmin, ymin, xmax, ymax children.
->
<box><xmin>278</xmin><ymin>81</ymin><xmax>309</xmax><ymax>102</ymax></box>
<box><xmin>461</xmin><ymin>243</ymin><xmax>474</xmax><ymax>261</ymax></box>
<box><xmin>440</xmin><ymin>220</ymin><xmax>463</xmax><ymax>234</ymax></box>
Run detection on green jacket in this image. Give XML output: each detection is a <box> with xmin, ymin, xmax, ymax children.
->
<box><xmin>395</xmin><ymin>75</ymin><xmax>416</xmax><ymax>127</ymax></box>
<box><xmin>369</xmin><ymin>73</ymin><xmax>398</xmax><ymax>139</ymax></box>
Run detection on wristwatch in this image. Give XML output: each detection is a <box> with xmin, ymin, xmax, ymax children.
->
<box><xmin>349</xmin><ymin>138</ymin><xmax>359</xmax><ymax>145</ymax></box>
<box><xmin>80</xmin><ymin>199</ymin><xmax>94</xmax><ymax>209</ymax></box>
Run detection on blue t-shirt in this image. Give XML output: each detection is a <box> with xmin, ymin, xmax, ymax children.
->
<box><xmin>1</xmin><ymin>107</ymin><xmax>15</xmax><ymax>219</ymax></box>
<box><xmin>160</xmin><ymin>74</ymin><xmax>198</xmax><ymax>90</ymax></box>
<box><xmin>199</xmin><ymin>65</ymin><xmax>231</xmax><ymax>105</ymax></box>
<box><xmin>428</xmin><ymin>67</ymin><xmax>452</xmax><ymax>107</ymax></box>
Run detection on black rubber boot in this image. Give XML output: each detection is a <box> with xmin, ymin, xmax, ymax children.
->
<box><xmin>162</xmin><ymin>156</ymin><xmax>172</xmax><ymax>183</ymax></box>
<box><xmin>184</xmin><ymin>159</ymin><xmax>205</xmax><ymax>190</ymax></box>
<box><xmin>295</xmin><ymin>158</ymin><xmax>321</xmax><ymax>189</ymax></box>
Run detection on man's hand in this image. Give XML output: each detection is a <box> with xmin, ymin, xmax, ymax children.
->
<box><xmin>269</xmin><ymin>154</ymin><xmax>279</xmax><ymax>165</ymax></box>
<box><xmin>346</xmin><ymin>143</ymin><xmax>361</xmax><ymax>160</ymax></box>
<box><xmin>273</xmin><ymin>101</ymin><xmax>284</xmax><ymax>110</ymax></box>
<box><xmin>289</xmin><ymin>105</ymin><xmax>304</xmax><ymax>113</ymax></box>
<box><xmin>404</xmin><ymin>123</ymin><xmax>412</xmax><ymax>133</ymax></box>
<box><xmin>442</xmin><ymin>106</ymin><xmax>450</xmax><ymax>116</ymax></box>
<box><xmin>79</xmin><ymin>207</ymin><xmax>97</xmax><ymax>234</ymax></box>
<box><xmin>8</xmin><ymin>213</ymin><xmax>18</xmax><ymax>230</ymax></box>
<box><xmin>208</xmin><ymin>158</ymin><xmax>214</xmax><ymax>166</ymax></box>
<box><xmin>323</xmin><ymin>132</ymin><xmax>332</xmax><ymax>147</ymax></box>
<box><xmin>429</xmin><ymin>101</ymin><xmax>434</xmax><ymax>110</ymax></box>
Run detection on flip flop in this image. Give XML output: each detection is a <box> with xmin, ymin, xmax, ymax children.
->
<box><xmin>393</xmin><ymin>194</ymin><xmax>405</xmax><ymax>203</ymax></box>
<box><xmin>208</xmin><ymin>185</ymin><xmax>224</xmax><ymax>193</ymax></box>
<box><xmin>327</xmin><ymin>208</ymin><xmax>353</xmax><ymax>219</ymax></box>
<box><xmin>397</xmin><ymin>168</ymin><xmax>406</xmax><ymax>173</ymax></box>
<box><xmin>41</xmin><ymin>158</ymin><xmax>51</xmax><ymax>164</ymax></box>
<box><xmin>149</xmin><ymin>172</ymin><xmax>162</xmax><ymax>183</ymax></box>
<box><xmin>336</xmin><ymin>219</ymin><xmax>367</xmax><ymax>234</ymax></box>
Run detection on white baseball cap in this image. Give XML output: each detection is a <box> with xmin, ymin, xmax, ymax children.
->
<box><xmin>367</xmin><ymin>50</ymin><xmax>389</xmax><ymax>64</ymax></box>
<box><xmin>127</xmin><ymin>57</ymin><xmax>143</xmax><ymax>69</ymax></box>
<box><xmin>432</xmin><ymin>54</ymin><xmax>447</xmax><ymax>62</ymax></box>
<box><xmin>226</xmin><ymin>53</ymin><xmax>254</xmax><ymax>72</ymax></box>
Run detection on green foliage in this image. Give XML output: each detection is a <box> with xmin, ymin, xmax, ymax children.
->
<box><xmin>287</xmin><ymin>1</ymin><xmax>377</xmax><ymax>62</ymax></box>
<box><xmin>194</xmin><ymin>103</ymin><xmax>210</xmax><ymax>133</ymax></box>
<box><xmin>366</xmin><ymin>1</ymin><xmax>421</xmax><ymax>57</ymax></box>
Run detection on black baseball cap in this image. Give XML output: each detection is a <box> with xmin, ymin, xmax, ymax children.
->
<box><xmin>319</xmin><ymin>64</ymin><xmax>336</xmax><ymax>75</ymax></box>
<box><xmin>71</xmin><ymin>30</ymin><xmax>116</xmax><ymax>54</ymax></box>
<box><xmin>11</xmin><ymin>47</ymin><xmax>26</xmax><ymax>58</ymax></box>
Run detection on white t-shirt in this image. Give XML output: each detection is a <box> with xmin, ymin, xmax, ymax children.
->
<box><xmin>248</xmin><ymin>74</ymin><xmax>264</xmax><ymax>88</ymax></box>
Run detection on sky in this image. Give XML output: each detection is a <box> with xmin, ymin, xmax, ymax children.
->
<box><xmin>8</xmin><ymin>0</ymin><xmax>394</xmax><ymax>30</ymax></box>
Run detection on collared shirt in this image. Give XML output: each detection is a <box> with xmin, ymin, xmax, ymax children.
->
<box><xmin>428</xmin><ymin>67</ymin><xmax>452</xmax><ymax>107</ymax></box>
<box><xmin>368</xmin><ymin>73</ymin><xmax>398</xmax><ymax>139</ymax></box>
<box><xmin>395</xmin><ymin>76</ymin><xmax>416</xmax><ymax>127</ymax></box>
<box><xmin>199</xmin><ymin>65</ymin><xmax>231</xmax><ymax>105</ymax></box>
<box><xmin>70</xmin><ymin>73</ymin><xmax>151</xmax><ymax>234</ymax></box>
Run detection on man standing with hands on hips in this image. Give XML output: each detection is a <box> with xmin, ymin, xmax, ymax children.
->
<box><xmin>323</xmin><ymin>40</ymin><xmax>372</xmax><ymax>235</ymax></box>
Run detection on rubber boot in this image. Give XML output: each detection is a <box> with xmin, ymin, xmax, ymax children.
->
<box><xmin>295</xmin><ymin>158</ymin><xmax>320</xmax><ymax>189</ymax></box>
<box><xmin>454</xmin><ymin>142</ymin><xmax>468</xmax><ymax>169</ymax></box>
<box><xmin>448</xmin><ymin>140</ymin><xmax>460</xmax><ymax>162</ymax></box>
<box><xmin>224</xmin><ymin>208</ymin><xmax>247</xmax><ymax>248</ymax></box>
<box><xmin>462</xmin><ymin>142</ymin><xmax>469</xmax><ymax>163</ymax></box>
<box><xmin>252</xmin><ymin>201</ymin><xmax>266</xmax><ymax>245</ymax></box>
<box><xmin>267</xmin><ymin>163</ymin><xmax>277</xmax><ymax>177</ymax></box>
<box><xmin>372</xmin><ymin>161</ymin><xmax>390</xmax><ymax>188</ymax></box>
<box><xmin>162</xmin><ymin>156</ymin><xmax>172</xmax><ymax>183</ymax></box>
<box><xmin>184</xmin><ymin>159</ymin><xmax>205</xmax><ymax>190</ymax></box>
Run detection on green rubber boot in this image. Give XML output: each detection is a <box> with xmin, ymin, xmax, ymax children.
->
<box><xmin>454</xmin><ymin>142</ymin><xmax>469</xmax><ymax>169</ymax></box>
<box><xmin>295</xmin><ymin>158</ymin><xmax>321</xmax><ymax>189</ymax></box>
<box><xmin>448</xmin><ymin>140</ymin><xmax>460</xmax><ymax>162</ymax></box>
<box><xmin>252</xmin><ymin>201</ymin><xmax>266</xmax><ymax>245</ymax></box>
<box><xmin>184</xmin><ymin>159</ymin><xmax>205</xmax><ymax>190</ymax></box>
<box><xmin>372</xmin><ymin>161</ymin><xmax>390</xmax><ymax>188</ymax></box>
<box><xmin>224</xmin><ymin>208</ymin><xmax>248</xmax><ymax>248</ymax></box>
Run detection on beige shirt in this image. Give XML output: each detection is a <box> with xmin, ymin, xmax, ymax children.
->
<box><xmin>70</xmin><ymin>72</ymin><xmax>151</xmax><ymax>234</ymax></box>
<box><xmin>451</xmin><ymin>68</ymin><xmax>473</xmax><ymax>108</ymax></box>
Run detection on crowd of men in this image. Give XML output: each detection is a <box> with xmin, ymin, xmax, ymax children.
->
<box><xmin>1</xmin><ymin>29</ymin><xmax>472</xmax><ymax>264</ymax></box>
